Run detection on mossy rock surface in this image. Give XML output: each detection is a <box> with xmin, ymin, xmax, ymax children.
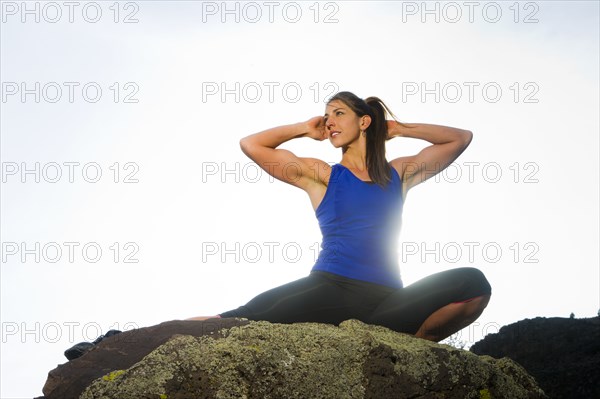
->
<box><xmin>73</xmin><ymin>319</ymin><xmax>546</xmax><ymax>399</ymax></box>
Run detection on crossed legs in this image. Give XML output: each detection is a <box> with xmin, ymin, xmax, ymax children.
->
<box><xmin>190</xmin><ymin>267</ymin><xmax>492</xmax><ymax>342</ymax></box>
<box><xmin>366</xmin><ymin>267</ymin><xmax>492</xmax><ymax>341</ymax></box>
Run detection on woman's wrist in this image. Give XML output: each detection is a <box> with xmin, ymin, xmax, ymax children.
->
<box><xmin>387</xmin><ymin>120</ymin><xmax>406</xmax><ymax>139</ymax></box>
<box><xmin>294</xmin><ymin>121</ymin><xmax>312</xmax><ymax>138</ymax></box>
<box><xmin>272</xmin><ymin>122</ymin><xmax>311</xmax><ymax>141</ymax></box>
<box><xmin>242</xmin><ymin>122</ymin><xmax>310</xmax><ymax>150</ymax></box>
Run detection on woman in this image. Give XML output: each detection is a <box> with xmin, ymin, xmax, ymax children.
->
<box><xmin>191</xmin><ymin>91</ymin><xmax>491</xmax><ymax>342</ymax></box>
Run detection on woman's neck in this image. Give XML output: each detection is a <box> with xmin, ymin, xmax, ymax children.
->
<box><xmin>341</xmin><ymin>137</ymin><xmax>367</xmax><ymax>170</ymax></box>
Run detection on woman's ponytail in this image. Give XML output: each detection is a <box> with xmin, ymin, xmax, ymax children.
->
<box><xmin>364</xmin><ymin>97</ymin><xmax>392</xmax><ymax>187</ymax></box>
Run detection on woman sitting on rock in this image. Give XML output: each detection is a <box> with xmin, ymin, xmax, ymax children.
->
<box><xmin>191</xmin><ymin>91</ymin><xmax>492</xmax><ymax>342</ymax></box>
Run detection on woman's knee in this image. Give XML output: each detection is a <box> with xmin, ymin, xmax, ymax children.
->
<box><xmin>455</xmin><ymin>267</ymin><xmax>492</xmax><ymax>296</ymax></box>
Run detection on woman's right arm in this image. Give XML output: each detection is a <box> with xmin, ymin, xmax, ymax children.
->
<box><xmin>239</xmin><ymin>117</ymin><xmax>330</xmax><ymax>190</ymax></box>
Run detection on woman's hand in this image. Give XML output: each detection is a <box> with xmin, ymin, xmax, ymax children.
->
<box><xmin>386</xmin><ymin>120</ymin><xmax>403</xmax><ymax>140</ymax></box>
<box><xmin>302</xmin><ymin>116</ymin><xmax>328</xmax><ymax>141</ymax></box>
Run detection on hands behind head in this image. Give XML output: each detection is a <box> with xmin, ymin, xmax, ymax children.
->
<box><xmin>303</xmin><ymin>116</ymin><xmax>401</xmax><ymax>142</ymax></box>
<box><xmin>386</xmin><ymin>120</ymin><xmax>402</xmax><ymax>140</ymax></box>
<box><xmin>303</xmin><ymin>116</ymin><xmax>328</xmax><ymax>141</ymax></box>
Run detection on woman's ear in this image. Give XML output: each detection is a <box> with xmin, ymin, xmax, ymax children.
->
<box><xmin>360</xmin><ymin>115</ymin><xmax>372</xmax><ymax>130</ymax></box>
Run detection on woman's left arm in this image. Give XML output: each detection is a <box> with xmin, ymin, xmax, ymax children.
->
<box><xmin>387</xmin><ymin>121</ymin><xmax>473</xmax><ymax>192</ymax></box>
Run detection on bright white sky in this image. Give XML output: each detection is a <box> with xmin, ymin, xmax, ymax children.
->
<box><xmin>1</xmin><ymin>1</ymin><xmax>598</xmax><ymax>397</ymax></box>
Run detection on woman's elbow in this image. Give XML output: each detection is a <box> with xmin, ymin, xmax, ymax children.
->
<box><xmin>239</xmin><ymin>136</ymin><xmax>258</xmax><ymax>158</ymax></box>
<box><xmin>462</xmin><ymin>130</ymin><xmax>473</xmax><ymax>147</ymax></box>
<box><xmin>239</xmin><ymin>136</ymin><xmax>252</xmax><ymax>153</ymax></box>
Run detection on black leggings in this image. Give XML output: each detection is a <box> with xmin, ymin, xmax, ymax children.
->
<box><xmin>219</xmin><ymin>267</ymin><xmax>492</xmax><ymax>334</ymax></box>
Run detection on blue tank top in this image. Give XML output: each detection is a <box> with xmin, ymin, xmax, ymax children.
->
<box><xmin>311</xmin><ymin>163</ymin><xmax>404</xmax><ymax>288</ymax></box>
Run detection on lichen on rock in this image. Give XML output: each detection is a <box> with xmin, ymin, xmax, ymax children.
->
<box><xmin>77</xmin><ymin>319</ymin><xmax>547</xmax><ymax>399</ymax></box>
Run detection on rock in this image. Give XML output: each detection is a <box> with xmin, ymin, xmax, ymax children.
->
<box><xmin>41</xmin><ymin>318</ymin><xmax>249</xmax><ymax>399</ymax></box>
<box><xmin>41</xmin><ymin>318</ymin><xmax>547</xmax><ymax>399</ymax></box>
<box><xmin>471</xmin><ymin>316</ymin><xmax>600</xmax><ymax>399</ymax></box>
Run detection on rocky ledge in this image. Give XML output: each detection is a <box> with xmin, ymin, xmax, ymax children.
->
<box><xmin>40</xmin><ymin>318</ymin><xmax>547</xmax><ymax>399</ymax></box>
<box><xmin>471</xmin><ymin>316</ymin><xmax>600</xmax><ymax>399</ymax></box>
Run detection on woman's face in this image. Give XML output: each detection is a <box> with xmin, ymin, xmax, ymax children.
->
<box><xmin>324</xmin><ymin>100</ymin><xmax>366</xmax><ymax>148</ymax></box>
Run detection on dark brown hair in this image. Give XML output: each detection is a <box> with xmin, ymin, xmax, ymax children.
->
<box><xmin>327</xmin><ymin>91</ymin><xmax>409</xmax><ymax>187</ymax></box>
